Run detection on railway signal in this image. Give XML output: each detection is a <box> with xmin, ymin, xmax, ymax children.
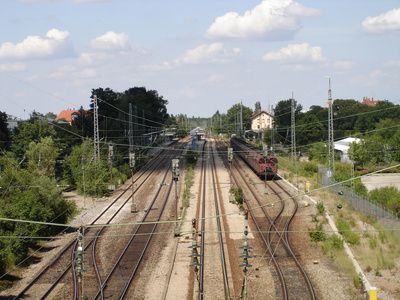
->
<box><xmin>189</xmin><ymin>219</ymin><xmax>202</xmax><ymax>299</ymax></box>
<box><xmin>172</xmin><ymin>159</ymin><xmax>180</xmax><ymax>180</ymax></box>
<box><xmin>227</xmin><ymin>147</ymin><xmax>233</xmax><ymax>162</ymax></box>
<box><xmin>239</xmin><ymin>210</ymin><xmax>252</xmax><ymax>300</ymax></box>
<box><xmin>74</xmin><ymin>230</ymin><xmax>87</xmax><ymax>300</ymax></box>
<box><xmin>172</xmin><ymin>159</ymin><xmax>180</xmax><ymax>235</ymax></box>
<box><xmin>129</xmin><ymin>152</ymin><xmax>136</xmax><ymax>213</ymax></box>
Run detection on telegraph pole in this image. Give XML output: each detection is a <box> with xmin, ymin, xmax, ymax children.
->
<box><xmin>290</xmin><ymin>91</ymin><xmax>296</xmax><ymax>164</ymax></box>
<box><xmin>239</xmin><ymin>210</ymin><xmax>252</xmax><ymax>300</ymax></box>
<box><xmin>129</xmin><ymin>103</ymin><xmax>133</xmax><ymax>150</ymax></box>
<box><xmin>240</xmin><ymin>100</ymin><xmax>243</xmax><ymax>137</ymax></box>
<box><xmin>172</xmin><ymin>159</ymin><xmax>180</xmax><ymax>236</ymax></box>
<box><xmin>129</xmin><ymin>151</ymin><xmax>136</xmax><ymax>212</ymax></box>
<box><xmin>325</xmin><ymin>76</ymin><xmax>335</xmax><ymax>177</ymax></box>
<box><xmin>93</xmin><ymin>94</ymin><xmax>100</xmax><ymax>162</ymax></box>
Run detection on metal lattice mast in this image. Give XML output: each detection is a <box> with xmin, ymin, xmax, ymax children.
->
<box><xmin>93</xmin><ymin>94</ymin><xmax>100</xmax><ymax>161</ymax></box>
<box><xmin>291</xmin><ymin>92</ymin><xmax>296</xmax><ymax>164</ymax></box>
<box><xmin>240</xmin><ymin>100</ymin><xmax>243</xmax><ymax>137</ymax></box>
<box><xmin>128</xmin><ymin>103</ymin><xmax>133</xmax><ymax>151</ymax></box>
<box><xmin>326</xmin><ymin>76</ymin><xmax>335</xmax><ymax>177</ymax></box>
<box><xmin>271</xmin><ymin>105</ymin><xmax>275</xmax><ymax>153</ymax></box>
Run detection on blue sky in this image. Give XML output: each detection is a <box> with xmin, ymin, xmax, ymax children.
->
<box><xmin>1</xmin><ymin>0</ymin><xmax>400</xmax><ymax>120</ymax></box>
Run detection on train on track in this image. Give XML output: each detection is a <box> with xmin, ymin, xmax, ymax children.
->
<box><xmin>230</xmin><ymin>137</ymin><xmax>278</xmax><ymax>179</ymax></box>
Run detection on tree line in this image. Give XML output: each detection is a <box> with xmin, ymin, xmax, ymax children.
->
<box><xmin>0</xmin><ymin>86</ymin><xmax>172</xmax><ymax>280</ymax></box>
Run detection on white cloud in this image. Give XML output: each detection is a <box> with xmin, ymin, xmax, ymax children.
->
<box><xmin>78</xmin><ymin>52</ymin><xmax>114</xmax><ymax>65</ymax></box>
<box><xmin>139</xmin><ymin>62</ymin><xmax>172</xmax><ymax>72</ymax></box>
<box><xmin>333</xmin><ymin>60</ymin><xmax>355</xmax><ymax>70</ymax></box>
<box><xmin>205</xmin><ymin>0</ymin><xmax>322</xmax><ymax>40</ymax></box>
<box><xmin>384</xmin><ymin>60</ymin><xmax>400</xmax><ymax>67</ymax></box>
<box><xmin>207</xmin><ymin>74</ymin><xmax>225</xmax><ymax>82</ymax></box>
<box><xmin>90</xmin><ymin>31</ymin><xmax>129</xmax><ymax>51</ymax></box>
<box><xmin>175</xmin><ymin>43</ymin><xmax>241</xmax><ymax>65</ymax></box>
<box><xmin>370</xmin><ymin>69</ymin><xmax>390</xmax><ymax>79</ymax></box>
<box><xmin>262</xmin><ymin>43</ymin><xmax>325</xmax><ymax>62</ymax></box>
<box><xmin>0</xmin><ymin>62</ymin><xmax>26</xmax><ymax>72</ymax></box>
<box><xmin>0</xmin><ymin>29</ymin><xmax>71</xmax><ymax>60</ymax></box>
<box><xmin>362</xmin><ymin>8</ymin><xmax>400</xmax><ymax>34</ymax></box>
<box><xmin>18</xmin><ymin>0</ymin><xmax>112</xmax><ymax>2</ymax></box>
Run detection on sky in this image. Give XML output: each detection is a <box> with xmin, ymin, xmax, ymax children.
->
<box><xmin>1</xmin><ymin>0</ymin><xmax>400</xmax><ymax>120</ymax></box>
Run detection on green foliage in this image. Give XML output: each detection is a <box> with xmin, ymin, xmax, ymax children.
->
<box><xmin>25</xmin><ymin>136</ymin><xmax>59</xmax><ymax>178</ymax></box>
<box><xmin>369</xmin><ymin>186</ymin><xmax>400</xmax><ymax>214</ymax></box>
<box><xmin>185</xmin><ymin>150</ymin><xmax>198</xmax><ymax>167</ymax></box>
<box><xmin>308</xmin><ymin>222</ymin><xmax>326</xmax><ymax>242</ymax></box>
<box><xmin>307</xmin><ymin>142</ymin><xmax>327</xmax><ymax>164</ymax></box>
<box><xmin>335</xmin><ymin>218</ymin><xmax>360</xmax><ymax>245</ymax></box>
<box><xmin>330</xmin><ymin>234</ymin><xmax>344</xmax><ymax>249</ymax></box>
<box><xmin>353</xmin><ymin>272</ymin><xmax>365</xmax><ymax>291</ymax></box>
<box><xmin>300</xmin><ymin>161</ymin><xmax>318</xmax><ymax>176</ymax></box>
<box><xmin>11</xmin><ymin>119</ymin><xmax>57</xmax><ymax>158</ymax></box>
<box><xmin>297</xmin><ymin>114</ymin><xmax>325</xmax><ymax>145</ymax></box>
<box><xmin>230</xmin><ymin>187</ymin><xmax>243</xmax><ymax>206</ymax></box>
<box><xmin>0</xmin><ymin>111</ymin><xmax>11</xmax><ymax>151</ymax></box>
<box><xmin>316</xmin><ymin>201</ymin><xmax>325</xmax><ymax>214</ymax></box>
<box><xmin>378</xmin><ymin>231</ymin><xmax>387</xmax><ymax>243</ymax></box>
<box><xmin>0</xmin><ymin>162</ymin><xmax>76</xmax><ymax>272</ymax></box>
<box><xmin>369</xmin><ymin>237</ymin><xmax>377</xmax><ymax>249</ymax></box>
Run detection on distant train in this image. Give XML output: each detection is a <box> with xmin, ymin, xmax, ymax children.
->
<box><xmin>230</xmin><ymin>137</ymin><xmax>278</xmax><ymax>179</ymax></box>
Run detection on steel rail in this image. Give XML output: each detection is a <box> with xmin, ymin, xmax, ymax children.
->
<box><xmin>199</xmin><ymin>140</ymin><xmax>207</xmax><ymax>300</ymax></box>
<box><xmin>209</xmin><ymin>140</ymin><xmax>230</xmax><ymax>300</ymax></box>
<box><xmin>93</xmin><ymin>140</ymin><xmax>189</xmax><ymax>299</ymax></box>
<box><xmin>12</xmin><ymin>139</ymin><xmax>185</xmax><ymax>300</ymax></box>
<box><xmin>215</xmin><ymin>139</ymin><xmax>288</xmax><ymax>299</ymax></box>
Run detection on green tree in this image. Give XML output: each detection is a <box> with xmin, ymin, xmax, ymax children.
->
<box><xmin>273</xmin><ymin>99</ymin><xmax>302</xmax><ymax>144</ymax></box>
<box><xmin>64</xmin><ymin>139</ymin><xmax>113</xmax><ymax>196</ymax></box>
<box><xmin>0</xmin><ymin>111</ymin><xmax>11</xmax><ymax>151</ymax></box>
<box><xmin>11</xmin><ymin>119</ymin><xmax>57</xmax><ymax>158</ymax></box>
<box><xmin>225</xmin><ymin>103</ymin><xmax>252</xmax><ymax>137</ymax></box>
<box><xmin>25</xmin><ymin>136</ymin><xmax>59</xmax><ymax>178</ymax></box>
<box><xmin>297</xmin><ymin>114</ymin><xmax>324</xmax><ymax>145</ymax></box>
<box><xmin>254</xmin><ymin>101</ymin><xmax>261</xmax><ymax>114</ymax></box>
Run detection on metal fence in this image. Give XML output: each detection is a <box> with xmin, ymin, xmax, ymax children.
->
<box><xmin>319</xmin><ymin>167</ymin><xmax>400</xmax><ymax>239</ymax></box>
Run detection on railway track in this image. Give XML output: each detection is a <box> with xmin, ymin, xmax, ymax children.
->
<box><xmin>192</xmin><ymin>139</ymin><xmax>230</xmax><ymax>300</ymax></box>
<box><xmin>217</xmin><ymin>138</ymin><xmax>315</xmax><ymax>300</ymax></box>
<box><xmin>11</xmin><ymin>138</ymin><xmax>189</xmax><ymax>299</ymax></box>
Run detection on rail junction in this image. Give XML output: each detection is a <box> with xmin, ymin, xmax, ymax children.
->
<box><xmin>5</xmin><ymin>136</ymin><xmax>332</xmax><ymax>299</ymax></box>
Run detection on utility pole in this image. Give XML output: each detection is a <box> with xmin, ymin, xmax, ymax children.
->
<box><xmin>108</xmin><ymin>141</ymin><xmax>113</xmax><ymax>189</ymax></box>
<box><xmin>189</xmin><ymin>219</ymin><xmax>202</xmax><ymax>300</ymax></box>
<box><xmin>129</xmin><ymin>103</ymin><xmax>133</xmax><ymax>151</ymax></box>
<box><xmin>130</xmin><ymin>151</ymin><xmax>136</xmax><ymax>213</ymax></box>
<box><xmin>241</xmin><ymin>102</ymin><xmax>244</xmax><ymax>137</ymax></box>
<box><xmin>228</xmin><ymin>147</ymin><xmax>233</xmax><ymax>202</ymax></box>
<box><xmin>271</xmin><ymin>105</ymin><xmax>275</xmax><ymax>154</ymax></box>
<box><xmin>239</xmin><ymin>210</ymin><xmax>252</xmax><ymax>300</ymax></box>
<box><xmin>325</xmin><ymin>76</ymin><xmax>335</xmax><ymax>177</ymax></box>
<box><xmin>134</xmin><ymin>105</ymin><xmax>138</xmax><ymax>146</ymax></box>
<box><xmin>74</xmin><ymin>229</ymin><xmax>87</xmax><ymax>300</ymax></box>
<box><xmin>172</xmin><ymin>159</ymin><xmax>180</xmax><ymax>236</ymax></box>
<box><xmin>290</xmin><ymin>91</ymin><xmax>296</xmax><ymax>164</ymax></box>
<box><xmin>93</xmin><ymin>94</ymin><xmax>100</xmax><ymax>162</ymax></box>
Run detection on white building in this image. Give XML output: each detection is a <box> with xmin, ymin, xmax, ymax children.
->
<box><xmin>334</xmin><ymin>137</ymin><xmax>361</xmax><ymax>163</ymax></box>
<box><xmin>250</xmin><ymin>110</ymin><xmax>274</xmax><ymax>132</ymax></box>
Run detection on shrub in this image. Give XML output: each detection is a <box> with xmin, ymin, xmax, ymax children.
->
<box><xmin>316</xmin><ymin>201</ymin><xmax>325</xmax><ymax>215</ymax></box>
<box><xmin>308</xmin><ymin>222</ymin><xmax>325</xmax><ymax>242</ymax></box>
<box><xmin>301</xmin><ymin>161</ymin><xmax>318</xmax><ymax>176</ymax></box>
<box><xmin>330</xmin><ymin>234</ymin><xmax>344</xmax><ymax>249</ymax></box>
